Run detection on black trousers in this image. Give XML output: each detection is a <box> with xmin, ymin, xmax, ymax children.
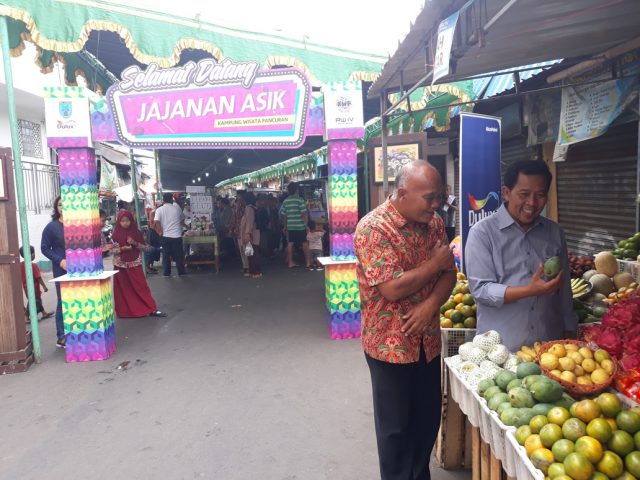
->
<box><xmin>365</xmin><ymin>349</ymin><xmax>442</xmax><ymax>480</ymax></box>
<box><xmin>161</xmin><ymin>236</ymin><xmax>186</xmax><ymax>276</ymax></box>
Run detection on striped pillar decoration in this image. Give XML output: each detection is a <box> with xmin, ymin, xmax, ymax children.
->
<box><xmin>57</xmin><ymin>147</ymin><xmax>115</xmax><ymax>361</ymax></box>
<box><xmin>325</xmin><ymin>263</ymin><xmax>361</xmax><ymax>339</ymax></box>
<box><xmin>327</xmin><ymin>140</ymin><xmax>358</xmax><ymax>260</ymax></box>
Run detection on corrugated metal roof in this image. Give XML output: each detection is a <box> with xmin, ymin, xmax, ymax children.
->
<box><xmin>479</xmin><ymin>60</ymin><xmax>562</xmax><ymax>98</ymax></box>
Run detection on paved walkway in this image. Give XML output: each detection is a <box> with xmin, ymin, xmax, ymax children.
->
<box><xmin>1</xmin><ymin>258</ymin><xmax>471</xmax><ymax>480</ymax></box>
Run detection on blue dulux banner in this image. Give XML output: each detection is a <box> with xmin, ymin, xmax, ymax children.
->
<box><xmin>459</xmin><ymin>113</ymin><xmax>502</xmax><ymax>270</ymax></box>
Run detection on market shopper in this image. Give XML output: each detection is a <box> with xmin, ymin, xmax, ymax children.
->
<box><xmin>465</xmin><ymin>160</ymin><xmax>576</xmax><ymax>352</ymax></box>
<box><xmin>280</xmin><ymin>182</ymin><xmax>310</xmax><ymax>268</ymax></box>
<box><xmin>41</xmin><ymin>196</ymin><xmax>67</xmax><ymax>348</ymax></box>
<box><xmin>354</xmin><ymin>161</ymin><xmax>456</xmax><ymax>480</ymax></box>
<box><xmin>19</xmin><ymin>245</ymin><xmax>53</xmax><ymax>320</ymax></box>
<box><xmin>232</xmin><ymin>193</ymin><xmax>248</xmax><ymax>274</ymax></box>
<box><xmin>111</xmin><ymin>210</ymin><xmax>166</xmax><ymax>318</ymax></box>
<box><xmin>240</xmin><ymin>192</ymin><xmax>262</xmax><ymax>278</ymax></box>
<box><xmin>154</xmin><ymin>192</ymin><xmax>187</xmax><ymax>277</ymax></box>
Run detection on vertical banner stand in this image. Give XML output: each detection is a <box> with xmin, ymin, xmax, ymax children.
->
<box><xmin>319</xmin><ymin>82</ymin><xmax>364</xmax><ymax>339</ymax></box>
<box><xmin>45</xmin><ymin>87</ymin><xmax>117</xmax><ymax>362</ymax></box>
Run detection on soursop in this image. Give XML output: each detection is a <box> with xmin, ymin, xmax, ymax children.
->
<box><xmin>503</xmin><ymin>354</ymin><xmax>521</xmax><ymax>370</ymax></box>
<box><xmin>448</xmin><ymin>355</ymin><xmax>463</xmax><ymax>370</ymax></box>
<box><xmin>461</xmin><ymin>346</ymin><xmax>487</xmax><ymax>364</ymax></box>
<box><xmin>458</xmin><ymin>342</ymin><xmax>474</xmax><ymax>358</ymax></box>
<box><xmin>459</xmin><ymin>361</ymin><xmax>478</xmax><ymax>378</ymax></box>
<box><xmin>479</xmin><ymin>360</ymin><xmax>503</xmax><ymax>378</ymax></box>
<box><xmin>473</xmin><ymin>331</ymin><xmax>502</xmax><ymax>351</ymax></box>
<box><xmin>487</xmin><ymin>344</ymin><xmax>510</xmax><ymax>366</ymax></box>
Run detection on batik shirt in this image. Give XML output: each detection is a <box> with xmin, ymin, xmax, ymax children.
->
<box><xmin>355</xmin><ymin>200</ymin><xmax>447</xmax><ymax>364</ymax></box>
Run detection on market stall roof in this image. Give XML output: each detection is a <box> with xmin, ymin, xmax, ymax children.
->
<box><xmin>368</xmin><ymin>0</ymin><xmax>640</xmax><ymax>99</ymax></box>
<box><xmin>0</xmin><ymin>0</ymin><xmax>386</xmax><ymax>85</ymax></box>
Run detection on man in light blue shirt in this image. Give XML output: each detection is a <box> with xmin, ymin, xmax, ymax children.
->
<box><xmin>465</xmin><ymin>160</ymin><xmax>577</xmax><ymax>351</ymax></box>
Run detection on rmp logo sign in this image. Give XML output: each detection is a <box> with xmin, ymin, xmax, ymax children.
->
<box><xmin>459</xmin><ymin>113</ymin><xmax>502</xmax><ymax>269</ymax></box>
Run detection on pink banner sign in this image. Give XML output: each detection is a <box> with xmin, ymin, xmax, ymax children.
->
<box><xmin>107</xmin><ymin>59</ymin><xmax>310</xmax><ymax>149</ymax></box>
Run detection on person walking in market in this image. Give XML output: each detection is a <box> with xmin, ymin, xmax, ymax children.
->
<box><xmin>240</xmin><ymin>192</ymin><xmax>262</xmax><ymax>278</ymax></box>
<box><xmin>280</xmin><ymin>182</ymin><xmax>310</xmax><ymax>268</ymax></box>
<box><xmin>41</xmin><ymin>196</ymin><xmax>67</xmax><ymax>348</ymax></box>
<box><xmin>154</xmin><ymin>192</ymin><xmax>187</xmax><ymax>277</ymax></box>
<box><xmin>111</xmin><ymin>210</ymin><xmax>166</xmax><ymax>318</ymax></box>
<box><xmin>354</xmin><ymin>161</ymin><xmax>456</xmax><ymax>480</ymax></box>
<box><xmin>465</xmin><ymin>160</ymin><xmax>576</xmax><ymax>352</ymax></box>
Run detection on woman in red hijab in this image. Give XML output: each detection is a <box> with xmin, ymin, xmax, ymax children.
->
<box><xmin>111</xmin><ymin>210</ymin><xmax>166</xmax><ymax>318</ymax></box>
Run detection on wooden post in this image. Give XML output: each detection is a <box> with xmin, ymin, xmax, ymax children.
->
<box><xmin>542</xmin><ymin>142</ymin><xmax>558</xmax><ymax>221</ymax></box>
<box><xmin>472</xmin><ymin>427</ymin><xmax>481</xmax><ymax>480</ymax></box>
<box><xmin>0</xmin><ymin>149</ymin><xmax>33</xmax><ymax>373</ymax></box>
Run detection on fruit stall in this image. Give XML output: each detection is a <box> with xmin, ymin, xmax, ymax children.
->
<box><xmin>436</xmin><ymin>240</ymin><xmax>640</xmax><ymax>479</ymax></box>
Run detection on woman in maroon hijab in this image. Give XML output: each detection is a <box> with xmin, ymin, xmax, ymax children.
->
<box><xmin>111</xmin><ymin>210</ymin><xmax>166</xmax><ymax>318</ymax></box>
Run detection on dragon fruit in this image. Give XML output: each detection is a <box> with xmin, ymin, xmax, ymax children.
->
<box><xmin>473</xmin><ymin>331</ymin><xmax>502</xmax><ymax>351</ymax></box>
<box><xmin>487</xmin><ymin>345</ymin><xmax>510</xmax><ymax>366</ymax></box>
<box><xmin>622</xmin><ymin>352</ymin><xmax>640</xmax><ymax>371</ymax></box>
<box><xmin>594</xmin><ymin>326</ymin><xmax>624</xmax><ymax>358</ymax></box>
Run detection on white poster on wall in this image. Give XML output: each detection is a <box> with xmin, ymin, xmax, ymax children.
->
<box><xmin>44</xmin><ymin>96</ymin><xmax>93</xmax><ymax>147</ymax></box>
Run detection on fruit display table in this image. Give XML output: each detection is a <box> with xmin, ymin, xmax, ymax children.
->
<box><xmin>183</xmin><ymin>235</ymin><xmax>220</xmax><ymax>273</ymax></box>
<box><xmin>445</xmin><ymin>357</ymin><xmax>519</xmax><ymax>478</ymax></box>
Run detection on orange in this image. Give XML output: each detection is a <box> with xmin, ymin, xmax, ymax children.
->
<box><xmin>617</xmin><ymin>410</ymin><xmax>640</xmax><ymax>434</ymax></box>
<box><xmin>460</xmin><ymin>305</ymin><xmax>474</xmax><ymax>318</ymax></box>
<box><xmin>625</xmin><ymin>450</ymin><xmax>640</xmax><ymax>478</ymax></box>
<box><xmin>547</xmin><ymin>462</ymin><xmax>566</xmax><ymax>478</ymax></box>
<box><xmin>574</xmin><ymin>399</ymin><xmax>602</xmax><ymax>423</ymax></box>
<box><xmin>440</xmin><ymin>318</ymin><xmax>454</xmax><ymax>328</ymax></box>
<box><xmin>596</xmin><ymin>392</ymin><xmax>622</xmax><ymax>418</ymax></box>
<box><xmin>607</xmin><ymin>429</ymin><xmax>635</xmax><ymax>456</ymax></box>
<box><xmin>606</xmin><ymin>418</ymin><xmax>618</xmax><ymax>431</ymax></box>
<box><xmin>453</xmin><ymin>293</ymin><xmax>464</xmax><ymax>304</ymax></box>
<box><xmin>444</xmin><ymin>309</ymin><xmax>455</xmax><ymax>319</ymax></box>
<box><xmin>530</xmin><ymin>448</ymin><xmax>554</xmax><ymax>475</ymax></box>
<box><xmin>462</xmin><ymin>293</ymin><xmax>475</xmax><ymax>306</ymax></box>
<box><xmin>586</xmin><ymin>418</ymin><xmax>613</xmax><ymax>443</ymax></box>
<box><xmin>574</xmin><ymin>436</ymin><xmax>603</xmax><ymax>463</ymax></box>
<box><xmin>563</xmin><ymin>452</ymin><xmax>594</xmax><ymax>480</ymax></box>
<box><xmin>551</xmin><ymin>439</ymin><xmax>575</xmax><ymax>462</ymax></box>
<box><xmin>529</xmin><ymin>415</ymin><xmax>549</xmax><ymax>434</ymax></box>
<box><xmin>525</xmin><ymin>434</ymin><xmax>543</xmax><ymax>457</ymax></box>
<box><xmin>540</xmin><ymin>423</ymin><xmax>563</xmax><ymax>448</ymax></box>
<box><xmin>515</xmin><ymin>425</ymin><xmax>532</xmax><ymax>445</ymax></box>
<box><xmin>455</xmin><ymin>303</ymin><xmax>464</xmax><ymax>312</ymax></box>
<box><xmin>562</xmin><ymin>418</ymin><xmax>587</xmax><ymax>442</ymax></box>
<box><xmin>597</xmin><ymin>451</ymin><xmax>624</xmax><ymax>478</ymax></box>
<box><xmin>548</xmin><ymin>407</ymin><xmax>571</xmax><ymax>426</ymax></box>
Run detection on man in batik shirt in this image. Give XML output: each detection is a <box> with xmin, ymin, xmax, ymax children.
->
<box><xmin>355</xmin><ymin>161</ymin><xmax>456</xmax><ymax>480</ymax></box>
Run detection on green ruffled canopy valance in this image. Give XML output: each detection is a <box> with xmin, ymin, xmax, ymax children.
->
<box><xmin>0</xmin><ymin>0</ymin><xmax>385</xmax><ymax>89</ymax></box>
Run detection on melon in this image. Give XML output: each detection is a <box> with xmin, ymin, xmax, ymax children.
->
<box><xmin>594</xmin><ymin>251</ymin><xmax>618</xmax><ymax>277</ymax></box>
<box><xmin>590</xmin><ymin>273</ymin><xmax>615</xmax><ymax>296</ymax></box>
<box><xmin>583</xmin><ymin>269</ymin><xmax>599</xmax><ymax>282</ymax></box>
<box><xmin>613</xmin><ymin>271</ymin><xmax>635</xmax><ymax>289</ymax></box>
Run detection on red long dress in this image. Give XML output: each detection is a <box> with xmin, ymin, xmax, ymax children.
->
<box><xmin>111</xmin><ymin>211</ymin><xmax>158</xmax><ymax>318</ymax></box>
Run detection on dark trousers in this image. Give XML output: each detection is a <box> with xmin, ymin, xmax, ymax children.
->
<box><xmin>365</xmin><ymin>350</ymin><xmax>442</xmax><ymax>480</ymax></box>
<box><xmin>445</xmin><ymin>227</ymin><xmax>456</xmax><ymax>243</ymax></box>
<box><xmin>248</xmin><ymin>244</ymin><xmax>261</xmax><ymax>275</ymax></box>
<box><xmin>161</xmin><ymin>236</ymin><xmax>186</xmax><ymax>276</ymax></box>
<box><xmin>54</xmin><ymin>283</ymin><xmax>64</xmax><ymax>340</ymax></box>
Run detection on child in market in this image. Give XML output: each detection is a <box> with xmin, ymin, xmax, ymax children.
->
<box><xmin>306</xmin><ymin>220</ymin><xmax>325</xmax><ymax>271</ymax></box>
<box><xmin>19</xmin><ymin>245</ymin><xmax>53</xmax><ymax>320</ymax></box>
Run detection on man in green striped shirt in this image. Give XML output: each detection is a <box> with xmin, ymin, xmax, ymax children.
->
<box><xmin>280</xmin><ymin>182</ymin><xmax>310</xmax><ymax>268</ymax></box>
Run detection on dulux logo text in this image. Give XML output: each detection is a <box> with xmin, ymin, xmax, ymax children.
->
<box><xmin>468</xmin><ymin>192</ymin><xmax>500</xmax><ymax>226</ymax></box>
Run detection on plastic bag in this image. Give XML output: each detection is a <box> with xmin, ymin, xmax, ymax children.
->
<box><xmin>244</xmin><ymin>243</ymin><xmax>254</xmax><ymax>257</ymax></box>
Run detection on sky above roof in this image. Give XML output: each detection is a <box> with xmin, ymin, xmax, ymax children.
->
<box><xmin>123</xmin><ymin>0</ymin><xmax>425</xmax><ymax>57</ymax></box>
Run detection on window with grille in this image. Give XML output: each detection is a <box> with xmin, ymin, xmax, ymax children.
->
<box><xmin>18</xmin><ymin>119</ymin><xmax>43</xmax><ymax>158</ymax></box>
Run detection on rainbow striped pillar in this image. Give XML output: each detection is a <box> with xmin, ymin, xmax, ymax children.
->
<box><xmin>58</xmin><ymin>148</ymin><xmax>116</xmax><ymax>362</ymax></box>
<box><xmin>326</xmin><ymin>139</ymin><xmax>361</xmax><ymax>339</ymax></box>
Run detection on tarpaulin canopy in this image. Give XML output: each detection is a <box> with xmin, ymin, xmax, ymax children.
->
<box><xmin>0</xmin><ymin>0</ymin><xmax>385</xmax><ymax>86</ymax></box>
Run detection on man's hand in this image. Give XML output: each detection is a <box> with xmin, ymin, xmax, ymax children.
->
<box><xmin>528</xmin><ymin>264</ymin><xmax>563</xmax><ymax>296</ymax></box>
<box><xmin>430</xmin><ymin>241</ymin><xmax>455</xmax><ymax>272</ymax></box>
<box><xmin>43</xmin><ymin>286</ymin><xmax>49</xmax><ymax>292</ymax></box>
<box><xmin>60</xmin><ymin>259</ymin><xmax>67</xmax><ymax>271</ymax></box>
<box><xmin>401</xmin><ymin>300</ymin><xmax>440</xmax><ymax>337</ymax></box>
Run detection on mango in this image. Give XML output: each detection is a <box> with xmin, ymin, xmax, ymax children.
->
<box><xmin>544</xmin><ymin>256</ymin><xmax>561</xmax><ymax>278</ymax></box>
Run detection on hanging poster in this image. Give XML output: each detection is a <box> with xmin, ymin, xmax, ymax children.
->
<box><xmin>557</xmin><ymin>77</ymin><xmax>638</xmax><ymax>145</ymax></box>
<box><xmin>107</xmin><ymin>58</ymin><xmax>310</xmax><ymax>149</ymax></box>
<box><xmin>322</xmin><ymin>81</ymin><xmax>364</xmax><ymax>140</ymax></box>
<box><xmin>432</xmin><ymin>10</ymin><xmax>460</xmax><ymax>83</ymax></box>
<box><xmin>459</xmin><ymin>113</ymin><xmax>502</xmax><ymax>269</ymax></box>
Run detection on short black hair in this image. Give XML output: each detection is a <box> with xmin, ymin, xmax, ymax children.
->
<box><xmin>220</xmin><ymin>197</ymin><xmax>230</xmax><ymax>206</ymax></box>
<box><xmin>308</xmin><ymin>220</ymin><xmax>316</xmax><ymax>230</ymax></box>
<box><xmin>163</xmin><ymin>192</ymin><xmax>174</xmax><ymax>203</ymax></box>
<box><xmin>503</xmin><ymin>160</ymin><xmax>552</xmax><ymax>191</ymax></box>
<box><xmin>19</xmin><ymin>245</ymin><xmax>35</xmax><ymax>259</ymax></box>
<box><xmin>52</xmin><ymin>196</ymin><xmax>62</xmax><ymax>221</ymax></box>
<box><xmin>287</xmin><ymin>182</ymin><xmax>298</xmax><ymax>195</ymax></box>
<box><xmin>244</xmin><ymin>192</ymin><xmax>257</xmax><ymax>206</ymax></box>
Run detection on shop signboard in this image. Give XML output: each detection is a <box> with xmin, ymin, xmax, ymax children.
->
<box><xmin>107</xmin><ymin>58</ymin><xmax>311</xmax><ymax>149</ymax></box>
<box><xmin>44</xmin><ymin>86</ymin><xmax>93</xmax><ymax>148</ymax></box>
<box><xmin>322</xmin><ymin>81</ymin><xmax>364</xmax><ymax>140</ymax></box>
<box><xmin>432</xmin><ymin>10</ymin><xmax>460</xmax><ymax>83</ymax></box>
<box><xmin>459</xmin><ymin>113</ymin><xmax>502</xmax><ymax>269</ymax></box>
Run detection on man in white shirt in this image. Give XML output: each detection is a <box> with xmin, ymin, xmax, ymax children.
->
<box><xmin>154</xmin><ymin>193</ymin><xmax>187</xmax><ymax>277</ymax></box>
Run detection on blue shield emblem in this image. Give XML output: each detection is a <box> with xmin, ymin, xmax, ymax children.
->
<box><xmin>59</xmin><ymin>101</ymin><xmax>72</xmax><ymax>119</ymax></box>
